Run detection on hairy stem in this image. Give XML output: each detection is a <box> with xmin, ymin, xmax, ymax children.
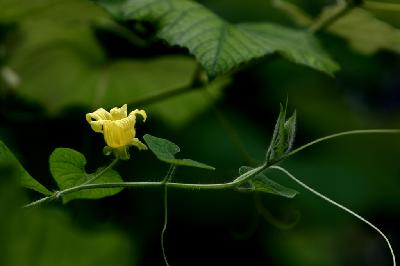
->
<box><xmin>270</xmin><ymin>166</ymin><xmax>396</xmax><ymax>266</ymax></box>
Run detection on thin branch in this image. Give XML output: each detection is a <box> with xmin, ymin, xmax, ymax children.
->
<box><xmin>309</xmin><ymin>0</ymin><xmax>361</xmax><ymax>33</ymax></box>
<box><xmin>285</xmin><ymin>129</ymin><xmax>400</xmax><ymax>159</ymax></box>
<box><xmin>161</xmin><ymin>165</ymin><xmax>175</xmax><ymax>266</ymax></box>
<box><xmin>270</xmin><ymin>165</ymin><xmax>396</xmax><ymax>266</ymax></box>
<box><xmin>364</xmin><ymin>1</ymin><xmax>400</xmax><ymax>12</ymax></box>
<box><xmin>82</xmin><ymin>158</ymin><xmax>119</xmax><ymax>185</ymax></box>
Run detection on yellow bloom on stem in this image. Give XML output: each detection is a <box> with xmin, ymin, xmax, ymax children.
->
<box><xmin>86</xmin><ymin>104</ymin><xmax>147</xmax><ymax>151</ymax></box>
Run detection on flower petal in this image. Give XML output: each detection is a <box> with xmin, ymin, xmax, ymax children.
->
<box><xmin>86</xmin><ymin>108</ymin><xmax>112</xmax><ymax>121</ymax></box>
<box><xmin>110</xmin><ymin>104</ymin><xmax>128</xmax><ymax>120</ymax></box>
<box><xmin>86</xmin><ymin>108</ymin><xmax>112</xmax><ymax>133</ymax></box>
<box><xmin>129</xmin><ymin>138</ymin><xmax>148</xmax><ymax>150</ymax></box>
<box><xmin>129</xmin><ymin>109</ymin><xmax>147</xmax><ymax>122</ymax></box>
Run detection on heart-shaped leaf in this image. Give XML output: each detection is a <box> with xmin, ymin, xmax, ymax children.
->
<box><xmin>49</xmin><ymin>148</ymin><xmax>123</xmax><ymax>203</ymax></box>
<box><xmin>143</xmin><ymin>134</ymin><xmax>215</xmax><ymax>170</ymax></box>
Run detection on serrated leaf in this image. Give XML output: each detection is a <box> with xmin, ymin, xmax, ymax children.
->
<box><xmin>0</xmin><ymin>140</ymin><xmax>51</xmax><ymax>195</ymax></box>
<box><xmin>239</xmin><ymin>166</ymin><xmax>298</xmax><ymax>198</ymax></box>
<box><xmin>95</xmin><ymin>0</ymin><xmax>339</xmax><ymax>77</ymax></box>
<box><xmin>143</xmin><ymin>134</ymin><xmax>215</xmax><ymax>170</ymax></box>
<box><xmin>49</xmin><ymin>148</ymin><xmax>123</xmax><ymax>203</ymax></box>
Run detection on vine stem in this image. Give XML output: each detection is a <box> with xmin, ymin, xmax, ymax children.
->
<box><xmin>286</xmin><ymin>129</ymin><xmax>400</xmax><ymax>159</ymax></box>
<box><xmin>364</xmin><ymin>1</ymin><xmax>400</xmax><ymax>12</ymax></box>
<box><xmin>270</xmin><ymin>165</ymin><xmax>396</xmax><ymax>266</ymax></box>
<box><xmin>161</xmin><ymin>165</ymin><xmax>176</xmax><ymax>266</ymax></box>
<box><xmin>308</xmin><ymin>0</ymin><xmax>359</xmax><ymax>33</ymax></box>
<box><xmin>23</xmin><ymin>129</ymin><xmax>400</xmax><ymax>209</ymax></box>
<box><xmin>82</xmin><ymin>158</ymin><xmax>119</xmax><ymax>185</ymax></box>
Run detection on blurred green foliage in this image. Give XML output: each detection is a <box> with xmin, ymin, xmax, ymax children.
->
<box><xmin>1</xmin><ymin>0</ymin><xmax>400</xmax><ymax>265</ymax></box>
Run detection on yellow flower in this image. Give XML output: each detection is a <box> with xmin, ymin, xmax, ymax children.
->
<box><xmin>86</xmin><ymin>104</ymin><xmax>147</xmax><ymax>150</ymax></box>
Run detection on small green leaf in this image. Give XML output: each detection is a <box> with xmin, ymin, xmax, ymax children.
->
<box><xmin>143</xmin><ymin>134</ymin><xmax>215</xmax><ymax>170</ymax></box>
<box><xmin>49</xmin><ymin>148</ymin><xmax>123</xmax><ymax>203</ymax></box>
<box><xmin>266</xmin><ymin>104</ymin><xmax>286</xmax><ymax>163</ymax></box>
<box><xmin>284</xmin><ymin>110</ymin><xmax>297</xmax><ymax>153</ymax></box>
<box><xmin>95</xmin><ymin>0</ymin><xmax>339</xmax><ymax>77</ymax></box>
<box><xmin>0</xmin><ymin>140</ymin><xmax>51</xmax><ymax>195</ymax></box>
<box><xmin>239</xmin><ymin>166</ymin><xmax>298</xmax><ymax>198</ymax></box>
<box><xmin>266</xmin><ymin>104</ymin><xmax>297</xmax><ymax>163</ymax></box>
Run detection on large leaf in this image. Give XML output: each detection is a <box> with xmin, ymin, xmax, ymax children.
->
<box><xmin>239</xmin><ymin>166</ymin><xmax>298</xmax><ymax>198</ymax></box>
<box><xmin>0</xmin><ymin>140</ymin><xmax>51</xmax><ymax>195</ymax></box>
<box><xmin>95</xmin><ymin>0</ymin><xmax>339</xmax><ymax>77</ymax></box>
<box><xmin>143</xmin><ymin>134</ymin><xmax>215</xmax><ymax>170</ymax></box>
<box><xmin>49</xmin><ymin>148</ymin><xmax>123</xmax><ymax>203</ymax></box>
<box><xmin>4</xmin><ymin>0</ymin><xmax>228</xmax><ymax>127</ymax></box>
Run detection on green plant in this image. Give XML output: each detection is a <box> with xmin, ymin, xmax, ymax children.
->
<box><xmin>1</xmin><ymin>0</ymin><xmax>400</xmax><ymax>265</ymax></box>
<box><xmin>0</xmin><ymin>102</ymin><xmax>395</xmax><ymax>265</ymax></box>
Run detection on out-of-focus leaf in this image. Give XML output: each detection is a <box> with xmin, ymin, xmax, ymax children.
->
<box><xmin>143</xmin><ymin>134</ymin><xmax>215</xmax><ymax>170</ymax></box>
<box><xmin>95</xmin><ymin>0</ymin><xmax>339</xmax><ymax>77</ymax></box>
<box><xmin>147</xmin><ymin>76</ymin><xmax>230</xmax><ymax>127</ymax></box>
<box><xmin>2</xmin><ymin>209</ymin><xmax>135</xmax><ymax>266</ymax></box>
<box><xmin>49</xmin><ymin>148</ymin><xmax>123</xmax><ymax>203</ymax></box>
<box><xmin>0</xmin><ymin>140</ymin><xmax>51</xmax><ymax>195</ymax></box>
<box><xmin>329</xmin><ymin>8</ymin><xmax>400</xmax><ymax>54</ymax></box>
<box><xmin>273</xmin><ymin>0</ymin><xmax>400</xmax><ymax>55</ymax></box>
<box><xmin>239</xmin><ymin>166</ymin><xmax>298</xmax><ymax>198</ymax></box>
<box><xmin>3</xmin><ymin>0</ymin><xmax>226</xmax><ymax>127</ymax></box>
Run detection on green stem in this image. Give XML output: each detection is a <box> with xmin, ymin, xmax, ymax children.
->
<box><xmin>22</xmin><ymin>195</ymin><xmax>55</xmax><ymax>208</ymax></box>
<box><xmin>161</xmin><ymin>165</ymin><xmax>175</xmax><ymax>266</ymax></box>
<box><xmin>286</xmin><ymin>129</ymin><xmax>400</xmax><ymax>159</ymax></box>
<box><xmin>270</xmin><ymin>166</ymin><xmax>396</xmax><ymax>266</ymax></box>
<box><xmin>364</xmin><ymin>1</ymin><xmax>400</xmax><ymax>12</ymax></box>
<box><xmin>309</xmin><ymin>0</ymin><xmax>359</xmax><ymax>33</ymax></box>
<box><xmin>23</xmin><ymin>129</ymin><xmax>400</xmax><ymax>209</ymax></box>
<box><xmin>82</xmin><ymin>158</ymin><xmax>119</xmax><ymax>185</ymax></box>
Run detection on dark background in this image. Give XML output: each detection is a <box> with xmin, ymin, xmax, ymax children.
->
<box><xmin>1</xmin><ymin>0</ymin><xmax>400</xmax><ymax>265</ymax></box>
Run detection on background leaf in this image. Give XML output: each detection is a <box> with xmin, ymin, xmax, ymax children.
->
<box><xmin>328</xmin><ymin>8</ymin><xmax>400</xmax><ymax>54</ymax></box>
<box><xmin>239</xmin><ymin>166</ymin><xmax>298</xmax><ymax>198</ymax></box>
<box><xmin>2</xmin><ymin>0</ymin><xmax>228</xmax><ymax>127</ymax></box>
<box><xmin>273</xmin><ymin>0</ymin><xmax>400</xmax><ymax>55</ymax></box>
<box><xmin>49</xmin><ymin>148</ymin><xmax>123</xmax><ymax>203</ymax></box>
<box><xmin>143</xmin><ymin>134</ymin><xmax>215</xmax><ymax>170</ymax></box>
<box><xmin>0</xmin><ymin>140</ymin><xmax>51</xmax><ymax>195</ymax></box>
<box><xmin>95</xmin><ymin>0</ymin><xmax>339</xmax><ymax>77</ymax></box>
